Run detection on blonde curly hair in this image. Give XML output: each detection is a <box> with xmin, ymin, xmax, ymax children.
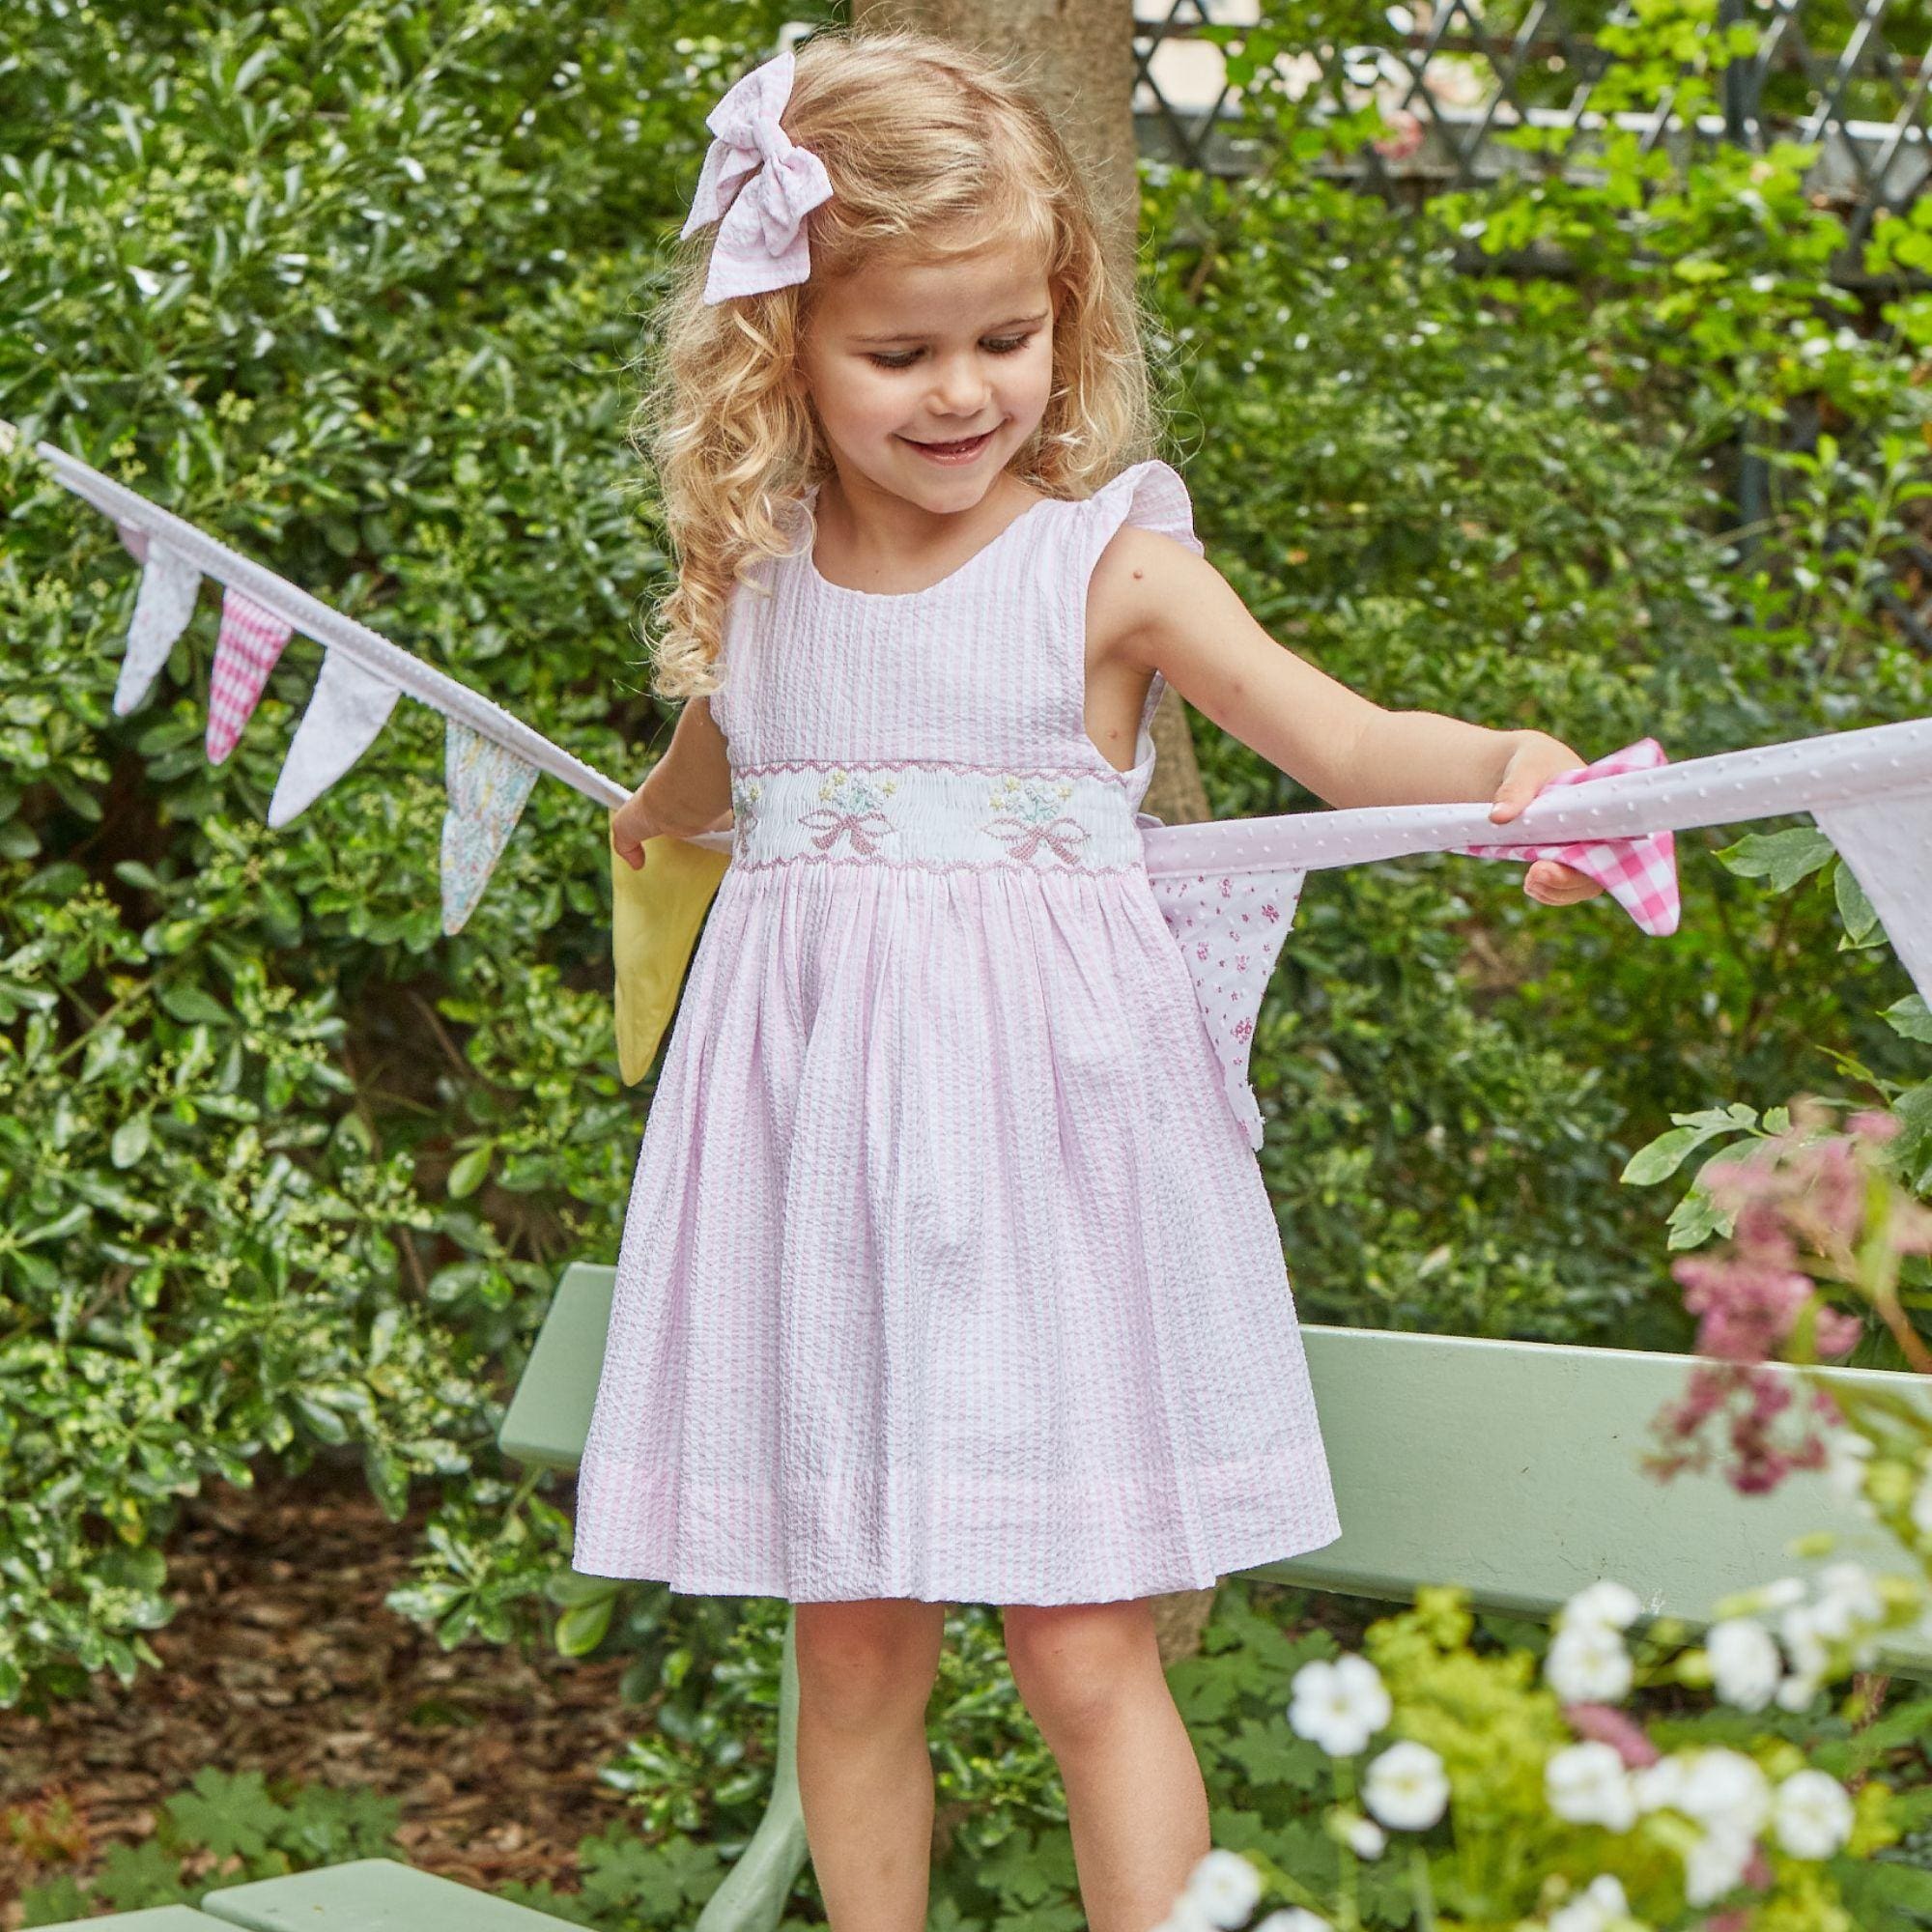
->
<box><xmin>632</xmin><ymin>22</ymin><xmax>1166</xmax><ymax>702</ymax></box>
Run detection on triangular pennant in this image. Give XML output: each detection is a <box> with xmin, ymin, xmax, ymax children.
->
<box><xmin>112</xmin><ymin>538</ymin><xmax>201</xmax><ymax>717</ymax></box>
<box><xmin>266</xmin><ymin>645</ymin><xmax>403</xmax><ymax>829</ymax></box>
<box><xmin>1147</xmin><ymin>864</ymin><xmax>1308</xmax><ymax>1151</ymax></box>
<box><xmin>440</xmin><ymin>717</ymin><xmax>539</xmax><ymax>935</ymax></box>
<box><xmin>207</xmin><ymin>586</ymin><xmax>296</xmax><ymax>763</ymax></box>
<box><xmin>1454</xmin><ymin>737</ymin><xmax>1682</xmax><ymax>935</ymax></box>
<box><xmin>1811</xmin><ymin>786</ymin><xmax>1932</xmax><ymax>1005</ymax></box>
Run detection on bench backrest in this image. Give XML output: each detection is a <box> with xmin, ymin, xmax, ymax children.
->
<box><xmin>502</xmin><ymin>1264</ymin><xmax>1931</xmax><ymax>1677</ymax></box>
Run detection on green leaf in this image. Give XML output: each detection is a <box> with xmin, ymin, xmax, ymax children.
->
<box><xmin>1715</xmin><ymin>826</ymin><xmax>1837</xmax><ymax>893</ymax></box>
<box><xmin>446</xmin><ymin>1144</ymin><xmax>494</xmax><ymax>1199</ymax></box>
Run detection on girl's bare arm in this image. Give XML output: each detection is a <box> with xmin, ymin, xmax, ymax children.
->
<box><xmin>611</xmin><ymin>696</ymin><xmax>734</xmax><ymax>868</ymax></box>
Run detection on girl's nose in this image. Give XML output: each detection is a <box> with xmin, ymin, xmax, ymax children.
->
<box><xmin>930</xmin><ymin>352</ymin><xmax>988</xmax><ymax>412</ymax></box>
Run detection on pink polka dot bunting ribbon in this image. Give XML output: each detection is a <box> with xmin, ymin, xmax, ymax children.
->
<box><xmin>1146</xmin><ymin>738</ymin><xmax>1682</xmax><ymax>1151</ymax></box>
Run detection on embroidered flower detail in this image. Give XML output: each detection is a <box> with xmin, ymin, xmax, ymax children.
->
<box><xmin>729</xmin><ymin>774</ymin><xmax>763</xmax><ymax>838</ymax></box>
<box><xmin>798</xmin><ymin>767</ymin><xmax>896</xmax><ymax>855</ymax></box>
<box><xmin>981</xmin><ymin>772</ymin><xmax>1092</xmax><ymax>867</ymax></box>
<box><xmin>1262</xmin><ymin>902</ymin><xmax>1281</xmax><ymax>923</ymax></box>
<box><xmin>1234</xmin><ymin>1017</ymin><xmax>1254</xmax><ymax>1043</ymax></box>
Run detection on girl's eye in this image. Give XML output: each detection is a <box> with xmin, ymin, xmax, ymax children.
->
<box><xmin>867</xmin><ymin>334</ymin><xmax>1034</xmax><ymax>370</ymax></box>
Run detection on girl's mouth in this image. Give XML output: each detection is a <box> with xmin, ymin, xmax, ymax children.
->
<box><xmin>900</xmin><ymin>429</ymin><xmax>994</xmax><ymax>464</ymax></box>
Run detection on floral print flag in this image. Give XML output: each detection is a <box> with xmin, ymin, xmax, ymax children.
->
<box><xmin>267</xmin><ymin>644</ymin><xmax>403</xmax><ymax>829</ymax></box>
<box><xmin>112</xmin><ymin>536</ymin><xmax>201</xmax><ymax>717</ymax></box>
<box><xmin>1145</xmin><ymin>858</ymin><xmax>1308</xmax><ymax>1152</ymax></box>
<box><xmin>440</xmin><ymin>717</ymin><xmax>540</xmax><ymax>934</ymax></box>
<box><xmin>207</xmin><ymin>585</ymin><xmax>296</xmax><ymax>763</ymax></box>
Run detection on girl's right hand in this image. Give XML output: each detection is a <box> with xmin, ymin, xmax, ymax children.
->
<box><xmin>611</xmin><ymin>785</ymin><xmax>668</xmax><ymax>871</ymax></box>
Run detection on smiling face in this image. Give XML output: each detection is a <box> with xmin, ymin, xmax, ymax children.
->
<box><xmin>794</xmin><ymin>238</ymin><xmax>1058</xmax><ymax>526</ymax></box>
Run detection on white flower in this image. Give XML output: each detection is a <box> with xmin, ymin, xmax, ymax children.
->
<box><xmin>1548</xmin><ymin>1875</ymin><xmax>1634</xmax><ymax>1932</ymax></box>
<box><xmin>1773</xmin><ymin>1769</ymin><xmax>1855</xmax><ymax>1860</ymax></box>
<box><xmin>1633</xmin><ymin>1753</ymin><xmax>1690</xmax><ymax>1815</ymax></box>
<box><xmin>1823</xmin><ymin>1430</ymin><xmax>1873</xmax><ymax>1503</ymax></box>
<box><xmin>1911</xmin><ymin>1468</ymin><xmax>1932</xmax><ymax>1540</ymax></box>
<box><xmin>1288</xmin><ymin>1654</ymin><xmax>1391</xmax><ymax>1757</ymax></box>
<box><xmin>1676</xmin><ymin>1747</ymin><xmax>1772</xmax><ymax>1838</ymax></box>
<box><xmin>1255</xmin><ymin>1913</ymin><xmax>1331</xmax><ymax>1932</ymax></box>
<box><xmin>1183</xmin><ymin>1850</ymin><xmax>1263</xmax><ymax>1928</ymax></box>
<box><xmin>1559</xmin><ymin>1579</ymin><xmax>1644</xmax><ymax>1633</ymax></box>
<box><xmin>1546</xmin><ymin>1742</ymin><xmax>1638</xmax><ymax>1832</ymax></box>
<box><xmin>1153</xmin><ymin>1893</ymin><xmax>1217</xmax><ymax>1932</ymax></box>
<box><xmin>1545</xmin><ymin>1621</ymin><xmax>1634</xmax><ymax>1702</ymax></box>
<box><xmin>1706</xmin><ymin>1618</ymin><xmax>1781</xmax><ymax>1712</ymax></box>
<box><xmin>1776</xmin><ymin>1603</ymin><xmax>1830</xmax><ymax>1711</ymax></box>
<box><xmin>1344</xmin><ymin>1813</ymin><xmax>1386</xmax><ymax>1859</ymax></box>
<box><xmin>1755</xmin><ymin>1576</ymin><xmax>1809</xmax><ymax>1610</ymax></box>
<box><xmin>1363</xmin><ymin>1740</ymin><xmax>1449</xmax><ymax>1831</ymax></box>
<box><xmin>1814</xmin><ymin>1561</ymin><xmax>1884</xmax><ymax>1639</ymax></box>
<box><xmin>1683</xmin><ymin>1822</ymin><xmax>1755</xmax><ymax>1906</ymax></box>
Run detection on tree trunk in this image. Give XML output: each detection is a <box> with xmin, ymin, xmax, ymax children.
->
<box><xmin>849</xmin><ymin>0</ymin><xmax>1221</xmax><ymax>1663</ymax></box>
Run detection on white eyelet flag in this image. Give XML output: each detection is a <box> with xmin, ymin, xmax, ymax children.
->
<box><xmin>268</xmin><ymin>645</ymin><xmax>404</xmax><ymax>829</ymax></box>
<box><xmin>1810</xmin><ymin>786</ymin><xmax>1932</xmax><ymax>994</ymax></box>
<box><xmin>440</xmin><ymin>718</ymin><xmax>540</xmax><ymax>936</ymax></box>
<box><xmin>207</xmin><ymin>584</ymin><xmax>296</xmax><ymax>763</ymax></box>
<box><xmin>112</xmin><ymin>536</ymin><xmax>201</xmax><ymax>718</ymax></box>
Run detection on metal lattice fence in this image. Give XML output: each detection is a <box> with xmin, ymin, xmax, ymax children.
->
<box><xmin>1132</xmin><ymin>0</ymin><xmax>1932</xmax><ymax>255</ymax></box>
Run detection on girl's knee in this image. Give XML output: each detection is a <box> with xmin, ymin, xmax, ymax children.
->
<box><xmin>793</xmin><ymin>1598</ymin><xmax>946</xmax><ymax>1728</ymax></box>
<box><xmin>1002</xmin><ymin>1600</ymin><xmax>1160</xmax><ymax>1743</ymax></box>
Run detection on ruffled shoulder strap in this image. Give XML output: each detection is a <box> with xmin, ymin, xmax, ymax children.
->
<box><xmin>1078</xmin><ymin>457</ymin><xmax>1204</xmax><ymax>557</ymax></box>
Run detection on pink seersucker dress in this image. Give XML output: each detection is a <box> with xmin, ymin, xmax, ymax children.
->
<box><xmin>570</xmin><ymin>457</ymin><xmax>1342</xmax><ymax>1605</ymax></box>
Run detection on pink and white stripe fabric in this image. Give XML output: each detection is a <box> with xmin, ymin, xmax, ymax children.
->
<box><xmin>207</xmin><ymin>585</ymin><xmax>295</xmax><ymax>763</ymax></box>
<box><xmin>572</xmin><ymin>460</ymin><xmax>1345</xmax><ymax>1605</ymax></box>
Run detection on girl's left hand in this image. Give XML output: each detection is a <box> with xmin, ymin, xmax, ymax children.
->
<box><xmin>1488</xmin><ymin>732</ymin><xmax>1606</xmax><ymax>907</ymax></box>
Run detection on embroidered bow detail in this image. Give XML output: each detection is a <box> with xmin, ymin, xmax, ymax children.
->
<box><xmin>1455</xmin><ymin>736</ymin><xmax>1681</xmax><ymax>934</ymax></box>
<box><xmin>799</xmin><ymin>807</ymin><xmax>894</xmax><ymax>856</ymax></box>
<box><xmin>679</xmin><ymin>48</ymin><xmax>836</xmax><ymax>304</ymax></box>
<box><xmin>987</xmin><ymin>815</ymin><xmax>1093</xmax><ymax>867</ymax></box>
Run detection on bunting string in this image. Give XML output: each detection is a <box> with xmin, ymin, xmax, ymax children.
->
<box><xmin>11</xmin><ymin>419</ymin><xmax>1932</xmax><ymax>1128</ymax></box>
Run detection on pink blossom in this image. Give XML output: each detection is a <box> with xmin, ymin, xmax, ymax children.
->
<box><xmin>1563</xmin><ymin>1702</ymin><xmax>1660</xmax><ymax>1767</ymax></box>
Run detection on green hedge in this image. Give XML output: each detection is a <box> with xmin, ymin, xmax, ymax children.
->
<box><xmin>4</xmin><ymin>0</ymin><xmax>1931</xmax><ymax>1760</ymax></box>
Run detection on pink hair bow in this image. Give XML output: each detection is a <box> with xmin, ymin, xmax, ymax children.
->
<box><xmin>1456</xmin><ymin>736</ymin><xmax>1681</xmax><ymax>935</ymax></box>
<box><xmin>680</xmin><ymin>48</ymin><xmax>835</xmax><ymax>304</ymax></box>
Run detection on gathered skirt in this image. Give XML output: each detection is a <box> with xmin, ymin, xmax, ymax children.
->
<box><xmin>569</xmin><ymin>857</ymin><xmax>1341</xmax><ymax>1605</ymax></box>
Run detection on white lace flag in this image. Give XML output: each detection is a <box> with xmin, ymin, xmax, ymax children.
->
<box><xmin>268</xmin><ymin>645</ymin><xmax>404</xmax><ymax>828</ymax></box>
<box><xmin>113</xmin><ymin>538</ymin><xmax>201</xmax><ymax>717</ymax></box>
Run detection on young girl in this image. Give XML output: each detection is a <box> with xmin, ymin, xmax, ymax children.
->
<box><xmin>573</xmin><ymin>26</ymin><xmax>1604</xmax><ymax>1932</ymax></box>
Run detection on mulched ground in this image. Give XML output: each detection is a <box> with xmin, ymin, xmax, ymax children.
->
<box><xmin>0</xmin><ymin>1455</ymin><xmax>644</xmax><ymax>1921</ymax></box>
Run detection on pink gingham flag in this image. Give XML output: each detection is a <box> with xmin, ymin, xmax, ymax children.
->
<box><xmin>1455</xmin><ymin>736</ymin><xmax>1681</xmax><ymax>935</ymax></box>
<box><xmin>207</xmin><ymin>585</ymin><xmax>295</xmax><ymax>763</ymax></box>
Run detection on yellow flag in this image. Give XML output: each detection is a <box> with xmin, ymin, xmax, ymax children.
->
<box><xmin>611</xmin><ymin>820</ymin><xmax>729</xmax><ymax>1085</ymax></box>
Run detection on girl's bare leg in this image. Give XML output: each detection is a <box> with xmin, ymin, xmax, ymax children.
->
<box><xmin>1003</xmin><ymin>1599</ymin><xmax>1211</xmax><ymax>1932</ymax></box>
<box><xmin>793</xmin><ymin>1597</ymin><xmax>949</xmax><ymax>1932</ymax></box>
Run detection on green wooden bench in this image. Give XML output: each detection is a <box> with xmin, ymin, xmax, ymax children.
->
<box><xmin>487</xmin><ymin>1263</ymin><xmax>1932</xmax><ymax>1932</ymax></box>
<box><xmin>46</xmin><ymin>1261</ymin><xmax>1930</xmax><ymax>1932</ymax></box>
<box><xmin>36</xmin><ymin>1859</ymin><xmax>590</xmax><ymax>1932</ymax></box>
